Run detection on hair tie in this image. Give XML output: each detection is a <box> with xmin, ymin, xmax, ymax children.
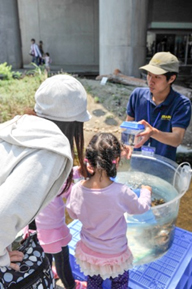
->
<box><xmin>112</xmin><ymin>160</ymin><xmax>116</xmax><ymax>164</ymax></box>
<box><xmin>84</xmin><ymin>158</ymin><xmax>88</xmax><ymax>162</ymax></box>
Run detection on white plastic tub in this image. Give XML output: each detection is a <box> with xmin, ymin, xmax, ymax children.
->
<box><xmin>116</xmin><ymin>152</ymin><xmax>192</xmax><ymax>266</ymax></box>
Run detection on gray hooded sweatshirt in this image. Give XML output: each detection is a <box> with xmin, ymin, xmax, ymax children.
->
<box><xmin>0</xmin><ymin>115</ymin><xmax>73</xmax><ymax>266</ymax></box>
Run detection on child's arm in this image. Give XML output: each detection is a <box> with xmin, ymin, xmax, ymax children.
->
<box><xmin>141</xmin><ymin>185</ymin><xmax>152</xmax><ymax>195</ymax></box>
<box><xmin>65</xmin><ymin>178</ymin><xmax>82</xmax><ymax>219</ymax></box>
<box><xmin>122</xmin><ymin>184</ymin><xmax>151</xmax><ymax>214</ymax></box>
<box><xmin>133</xmin><ymin>185</ymin><xmax>152</xmax><ymax>213</ymax></box>
<box><xmin>72</xmin><ymin>165</ymin><xmax>82</xmax><ymax>179</ymax></box>
<box><xmin>61</xmin><ymin>166</ymin><xmax>82</xmax><ymax>199</ymax></box>
<box><xmin>65</xmin><ymin>192</ymin><xmax>78</xmax><ymax>219</ymax></box>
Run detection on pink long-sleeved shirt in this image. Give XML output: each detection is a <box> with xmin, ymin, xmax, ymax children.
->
<box><xmin>66</xmin><ymin>182</ymin><xmax>151</xmax><ymax>255</ymax></box>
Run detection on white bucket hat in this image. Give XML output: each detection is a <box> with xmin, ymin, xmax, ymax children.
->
<box><xmin>34</xmin><ymin>74</ymin><xmax>91</xmax><ymax>122</ymax></box>
<box><xmin>140</xmin><ymin>52</ymin><xmax>179</xmax><ymax>75</ymax></box>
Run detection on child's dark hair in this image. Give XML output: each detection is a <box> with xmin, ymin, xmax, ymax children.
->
<box><xmin>46</xmin><ymin>52</ymin><xmax>50</xmax><ymax>56</ymax></box>
<box><xmin>85</xmin><ymin>132</ymin><xmax>121</xmax><ymax>178</ymax></box>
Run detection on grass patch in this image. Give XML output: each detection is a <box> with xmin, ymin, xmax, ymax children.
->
<box><xmin>94</xmin><ymin>96</ymin><xmax>100</xmax><ymax>103</ymax></box>
<box><xmin>0</xmin><ymin>74</ymin><xmax>47</xmax><ymax>123</ymax></box>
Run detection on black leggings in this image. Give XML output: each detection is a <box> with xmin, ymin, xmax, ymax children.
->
<box><xmin>46</xmin><ymin>246</ymin><xmax>75</xmax><ymax>289</ymax></box>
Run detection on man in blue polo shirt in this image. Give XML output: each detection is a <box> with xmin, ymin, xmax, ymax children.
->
<box><xmin>126</xmin><ymin>52</ymin><xmax>191</xmax><ymax>161</ymax></box>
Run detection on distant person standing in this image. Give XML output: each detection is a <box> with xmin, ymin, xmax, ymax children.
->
<box><xmin>29</xmin><ymin>38</ymin><xmax>41</xmax><ymax>65</ymax></box>
<box><xmin>44</xmin><ymin>52</ymin><xmax>51</xmax><ymax>72</ymax></box>
<box><xmin>38</xmin><ymin>40</ymin><xmax>45</xmax><ymax>65</ymax></box>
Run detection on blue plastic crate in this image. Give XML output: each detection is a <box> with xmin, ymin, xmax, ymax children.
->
<box><xmin>68</xmin><ymin>220</ymin><xmax>192</xmax><ymax>289</ymax></box>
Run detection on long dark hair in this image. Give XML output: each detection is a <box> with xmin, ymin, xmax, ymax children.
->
<box><xmin>52</xmin><ymin>120</ymin><xmax>87</xmax><ymax>193</ymax></box>
<box><xmin>24</xmin><ymin>109</ymin><xmax>87</xmax><ymax>192</ymax></box>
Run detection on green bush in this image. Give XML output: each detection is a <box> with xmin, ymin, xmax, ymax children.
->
<box><xmin>0</xmin><ymin>74</ymin><xmax>47</xmax><ymax>123</ymax></box>
<box><xmin>13</xmin><ymin>71</ymin><xmax>22</xmax><ymax>79</ymax></box>
<box><xmin>0</xmin><ymin>62</ymin><xmax>13</xmax><ymax>80</ymax></box>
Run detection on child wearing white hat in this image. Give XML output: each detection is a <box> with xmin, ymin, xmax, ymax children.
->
<box><xmin>0</xmin><ymin>74</ymin><xmax>91</xmax><ymax>288</ymax></box>
<box><xmin>34</xmin><ymin>74</ymin><xmax>91</xmax><ymax>289</ymax></box>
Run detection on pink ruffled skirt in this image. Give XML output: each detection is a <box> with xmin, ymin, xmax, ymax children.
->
<box><xmin>75</xmin><ymin>241</ymin><xmax>133</xmax><ymax>280</ymax></box>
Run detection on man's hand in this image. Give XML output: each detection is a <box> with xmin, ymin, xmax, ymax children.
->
<box><xmin>8</xmin><ymin>250</ymin><xmax>24</xmax><ymax>271</ymax></box>
<box><xmin>135</xmin><ymin>119</ymin><xmax>185</xmax><ymax>148</ymax></box>
<box><xmin>134</xmin><ymin>119</ymin><xmax>154</xmax><ymax>148</ymax></box>
<box><xmin>121</xmin><ymin>144</ymin><xmax>132</xmax><ymax>159</ymax></box>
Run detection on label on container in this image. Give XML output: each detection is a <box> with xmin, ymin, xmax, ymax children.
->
<box><xmin>141</xmin><ymin>145</ymin><xmax>156</xmax><ymax>156</ymax></box>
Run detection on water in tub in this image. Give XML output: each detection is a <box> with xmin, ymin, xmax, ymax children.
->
<box><xmin>115</xmin><ymin>171</ymin><xmax>180</xmax><ymax>266</ymax></box>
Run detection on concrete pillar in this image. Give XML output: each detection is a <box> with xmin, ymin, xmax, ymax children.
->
<box><xmin>99</xmin><ymin>0</ymin><xmax>148</xmax><ymax>77</ymax></box>
<box><xmin>0</xmin><ymin>0</ymin><xmax>23</xmax><ymax>69</ymax></box>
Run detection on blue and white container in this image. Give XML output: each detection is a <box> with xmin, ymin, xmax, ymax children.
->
<box><xmin>120</xmin><ymin>121</ymin><xmax>145</xmax><ymax>146</ymax></box>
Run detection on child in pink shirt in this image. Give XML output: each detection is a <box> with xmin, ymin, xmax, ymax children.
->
<box><xmin>66</xmin><ymin>132</ymin><xmax>152</xmax><ymax>289</ymax></box>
